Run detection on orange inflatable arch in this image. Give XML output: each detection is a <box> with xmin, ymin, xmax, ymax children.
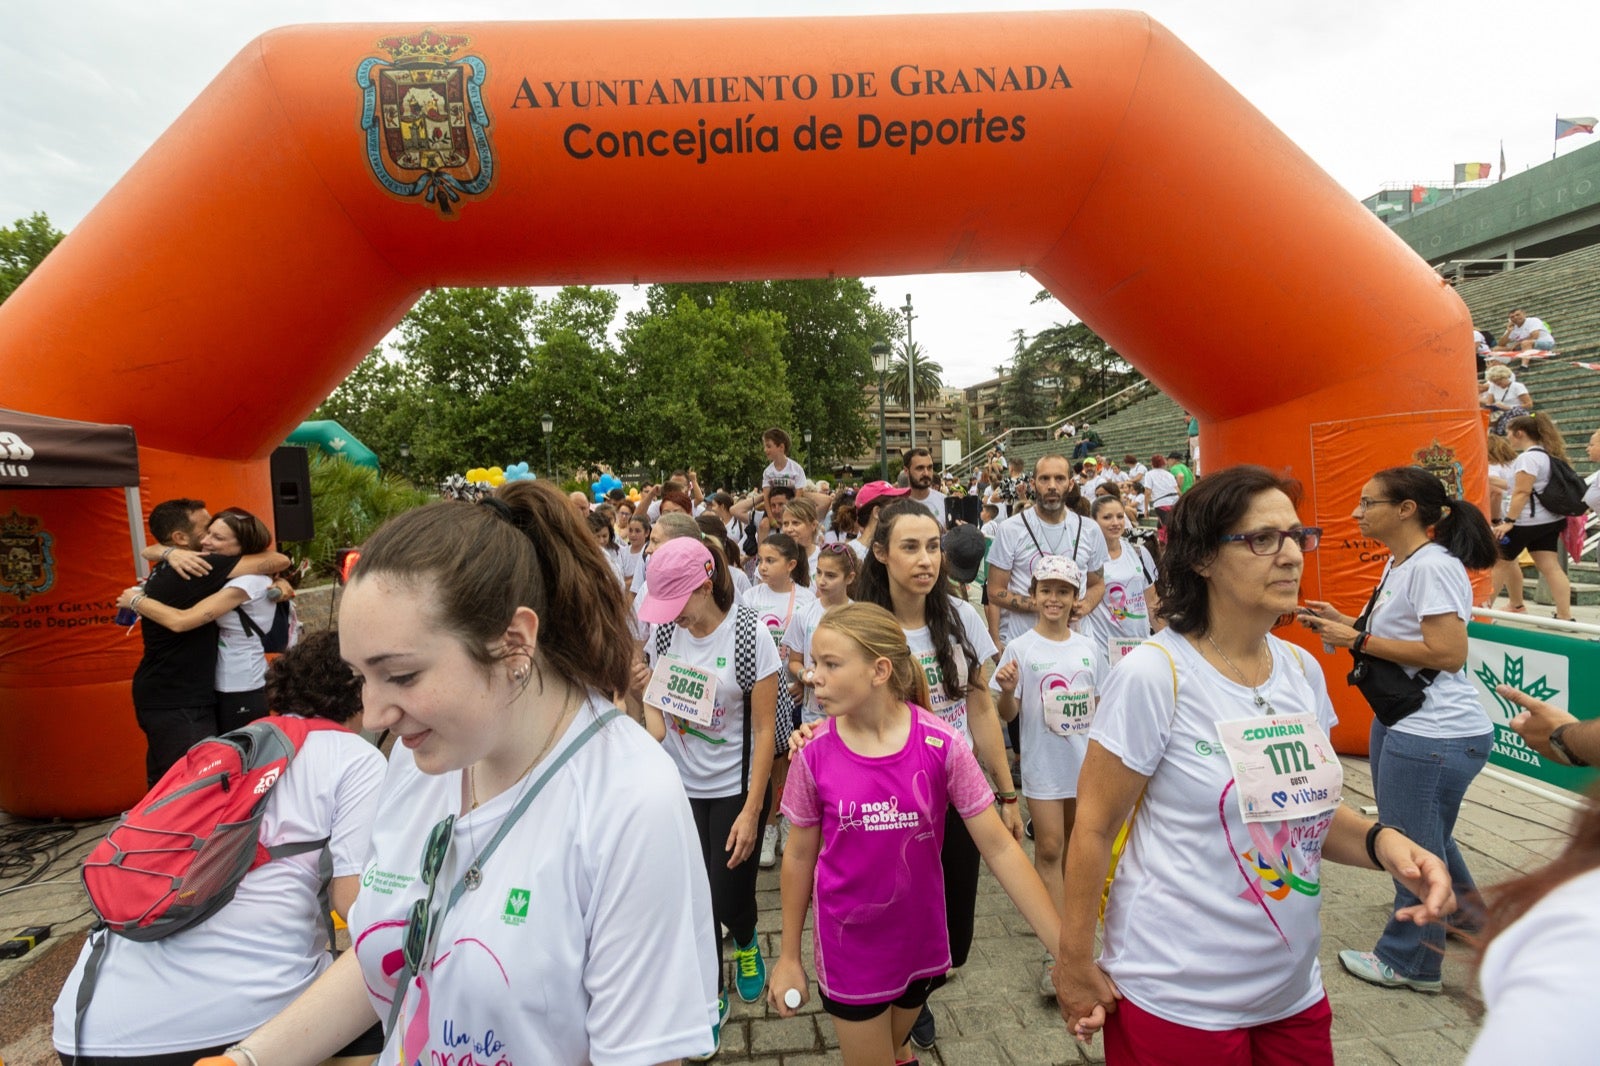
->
<box><xmin>0</xmin><ymin>12</ymin><xmax>1481</xmax><ymax>816</ymax></box>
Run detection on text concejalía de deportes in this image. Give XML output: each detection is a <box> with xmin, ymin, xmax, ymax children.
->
<box><xmin>562</xmin><ymin>109</ymin><xmax>1027</xmax><ymax>164</ymax></box>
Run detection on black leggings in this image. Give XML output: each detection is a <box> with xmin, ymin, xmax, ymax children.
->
<box><xmin>689</xmin><ymin>788</ymin><xmax>772</xmax><ymax>985</ymax></box>
<box><xmin>941</xmin><ymin>803</ymin><xmax>980</xmax><ymax>968</ymax></box>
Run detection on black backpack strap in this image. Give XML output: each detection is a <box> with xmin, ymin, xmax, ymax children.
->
<box><xmin>235</xmin><ymin>605</ymin><xmax>266</xmax><ymax>640</ymax></box>
<box><xmin>653</xmin><ymin>620</ymin><xmax>676</xmax><ymax>661</ymax></box>
<box><xmin>734</xmin><ymin>606</ymin><xmax>758</xmax><ymax>794</ymax></box>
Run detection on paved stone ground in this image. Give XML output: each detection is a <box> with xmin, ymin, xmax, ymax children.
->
<box><xmin>1</xmin><ymin>753</ymin><xmax>1578</xmax><ymax>1066</ymax></box>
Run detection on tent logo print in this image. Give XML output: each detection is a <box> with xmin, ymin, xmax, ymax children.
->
<box><xmin>1475</xmin><ymin>653</ymin><xmax>1560</xmax><ymax>717</ymax></box>
<box><xmin>502</xmin><ymin>887</ymin><xmax>531</xmax><ymax>926</ymax></box>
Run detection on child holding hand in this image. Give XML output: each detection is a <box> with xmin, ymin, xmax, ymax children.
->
<box><xmin>770</xmin><ymin>602</ymin><xmax>1061</xmax><ymax>1066</ymax></box>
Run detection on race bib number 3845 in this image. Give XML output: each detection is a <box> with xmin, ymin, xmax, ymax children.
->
<box><xmin>645</xmin><ymin>657</ymin><xmax>717</xmax><ymax>727</ymax></box>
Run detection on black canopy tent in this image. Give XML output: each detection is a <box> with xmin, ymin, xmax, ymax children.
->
<box><xmin>0</xmin><ymin>407</ymin><xmax>148</xmax><ymax>577</ymax></box>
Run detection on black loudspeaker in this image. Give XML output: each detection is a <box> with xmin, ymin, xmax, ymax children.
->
<box><xmin>946</xmin><ymin>494</ymin><xmax>981</xmax><ymax>527</ymax></box>
<box><xmin>269</xmin><ymin>446</ymin><xmax>315</xmax><ymax>542</ymax></box>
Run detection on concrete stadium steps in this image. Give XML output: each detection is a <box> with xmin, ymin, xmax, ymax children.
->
<box><xmin>1489</xmin><ymin>356</ymin><xmax>1600</xmax><ymax>475</ymax></box>
<box><xmin>1005</xmin><ymin>390</ymin><xmax>1188</xmax><ymax>471</ymax></box>
<box><xmin>1456</xmin><ymin>242</ymin><xmax>1600</xmax><ymax>473</ymax></box>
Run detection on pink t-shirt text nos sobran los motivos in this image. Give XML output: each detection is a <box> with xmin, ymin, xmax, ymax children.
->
<box><xmin>781</xmin><ymin>706</ymin><xmax>992</xmax><ymax>1003</ymax></box>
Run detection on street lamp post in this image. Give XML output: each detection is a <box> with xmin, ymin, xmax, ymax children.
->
<box><xmin>540</xmin><ymin>412</ymin><xmax>554</xmax><ymax>480</ymax></box>
<box><xmin>903</xmin><ymin>293</ymin><xmax>916</xmax><ymax>451</ymax></box>
<box><xmin>870</xmin><ymin>342</ymin><xmax>891</xmax><ymax>480</ymax></box>
<box><xmin>803</xmin><ymin>428</ymin><xmax>812</xmax><ymax>468</ymax></box>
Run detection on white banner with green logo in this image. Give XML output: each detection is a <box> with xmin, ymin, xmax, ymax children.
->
<box><xmin>1468</xmin><ymin>621</ymin><xmax>1599</xmax><ymax>792</ymax></box>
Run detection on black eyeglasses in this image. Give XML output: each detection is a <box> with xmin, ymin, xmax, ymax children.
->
<box><xmin>402</xmin><ymin>814</ymin><xmax>455</xmax><ymax>974</ymax></box>
<box><xmin>1219</xmin><ymin>528</ymin><xmax>1322</xmax><ymax>555</ymax></box>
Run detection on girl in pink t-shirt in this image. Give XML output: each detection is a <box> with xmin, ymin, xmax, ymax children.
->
<box><xmin>771</xmin><ymin>602</ymin><xmax>1061</xmax><ymax>1065</ymax></box>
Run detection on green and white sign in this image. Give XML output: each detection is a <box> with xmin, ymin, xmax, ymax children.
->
<box><xmin>1468</xmin><ymin>622</ymin><xmax>1600</xmax><ymax>792</ymax></box>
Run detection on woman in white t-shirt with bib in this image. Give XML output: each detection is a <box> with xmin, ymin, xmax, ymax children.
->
<box><xmin>1490</xmin><ymin>413</ymin><xmax>1574</xmax><ymax>619</ymax></box>
<box><xmin>633</xmin><ymin>535</ymin><xmax>779</xmax><ymax>1056</ymax></box>
<box><xmin>208</xmin><ymin>482</ymin><xmax>719</xmax><ymax>1066</ymax></box>
<box><xmin>1057</xmin><ymin>466</ymin><xmax>1455</xmax><ymax>1064</ymax></box>
<box><xmin>1302</xmin><ymin>466</ymin><xmax>1499</xmax><ymax>993</ymax></box>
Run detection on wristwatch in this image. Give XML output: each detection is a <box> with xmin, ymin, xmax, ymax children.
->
<box><xmin>1549</xmin><ymin>723</ymin><xmax>1590</xmax><ymax>767</ymax></box>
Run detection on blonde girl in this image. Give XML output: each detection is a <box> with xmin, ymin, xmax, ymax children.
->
<box><xmin>771</xmin><ymin>602</ymin><xmax>1060</xmax><ymax>1066</ymax></box>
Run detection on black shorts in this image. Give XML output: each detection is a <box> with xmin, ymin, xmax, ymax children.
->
<box><xmin>819</xmin><ymin>973</ymin><xmax>946</xmax><ymax>1022</ymax></box>
<box><xmin>1497</xmin><ymin>519</ymin><xmax>1565</xmax><ymax>559</ymax></box>
<box><xmin>333</xmin><ymin>1021</ymin><xmax>385</xmax><ymax>1056</ymax></box>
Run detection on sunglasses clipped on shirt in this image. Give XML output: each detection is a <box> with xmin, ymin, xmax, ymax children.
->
<box><xmin>402</xmin><ymin>814</ymin><xmax>455</xmax><ymax>975</ymax></box>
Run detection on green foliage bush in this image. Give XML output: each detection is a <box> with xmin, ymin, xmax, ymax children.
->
<box><xmin>282</xmin><ymin>454</ymin><xmax>432</xmax><ymax>577</ymax></box>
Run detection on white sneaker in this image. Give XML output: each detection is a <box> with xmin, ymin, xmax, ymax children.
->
<box><xmin>777</xmin><ymin>817</ymin><xmax>791</xmax><ymax>856</ymax></box>
<box><xmin>759</xmin><ymin>824</ymin><xmax>779</xmax><ymax>868</ymax></box>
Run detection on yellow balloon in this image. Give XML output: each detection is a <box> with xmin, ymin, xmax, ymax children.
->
<box><xmin>488</xmin><ymin>466</ymin><xmax>504</xmax><ymax>477</ymax></box>
<box><xmin>488</xmin><ymin>473</ymin><xmax>506</xmax><ymax>486</ymax></box>
<box><xmin>466</xmin><ymin>467</ymin><xmax>489</xmax><ymax>482</ymax></box>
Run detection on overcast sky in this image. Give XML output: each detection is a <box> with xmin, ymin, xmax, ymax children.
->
<box><xmin>6</xmin><ymin>0</ymin><xmax>1595</xmax><ymax>386</ymax></box>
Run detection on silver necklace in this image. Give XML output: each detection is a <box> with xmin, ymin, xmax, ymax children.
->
<box><xmin>1205</xmin><ymin>633</ymin><xmax>1276</xmax><ymax>712</ymax></box>
<box><xmin>461</xmin><ymin>689</ymin><xmax>577</xmax><ymax>890</ymax></box>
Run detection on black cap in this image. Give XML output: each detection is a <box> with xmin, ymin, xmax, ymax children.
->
<box><xmin>942</xmin><ymin>523</ymin><xmax>987</xmax><ymax>583</ymax></box>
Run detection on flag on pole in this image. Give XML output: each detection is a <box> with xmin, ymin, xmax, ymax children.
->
<box><xmin>1499</xmin><ymin>140</ymin><xmax>1506</xmax><ymax>181</ymax></box>
<box><xmin>1556</xmin><ymin>116</ymin><xmax>1597</xmax><ymax>140</ymax></box>
<box><xmin>1454</xmin><ymin>162</ymin><xmax>1493</xmax><ymax>183</ymax></box>
<box><xmin>1411</xmin><ymin>185</ymin><xmax>1444</xmax><ymax>204</ymax></box>
<box><xmin>1574</xmin><ymin>361</ymin><xmax>1600</xmax><ymax>372</ymax></box>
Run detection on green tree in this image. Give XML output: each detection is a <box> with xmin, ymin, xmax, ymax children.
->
<box><xmin>619</xmin><ymin>295</ymin><xmax>792</xmax><ymax>487</ymax></box>
<box><xmin>999</xmin><ymin>329</ymin><xmax>1053</xmax><ymax>427</ymax></box>
<box><xmin>645</xmin><ymin>280</ymin><xmax>897</xmax><ymax>473</ymax></box>
<box><xmin>0</xmin><ymin>212</ymin><xmax>65</xmax><ymax>305</ymax></box>
<box><xmin>395</xmin><ymin>286</ymin><xmax>538</xmax><ymax>396</ymax></box>
<box><xmin>315</xmin><ymin>286</ymin><xmax>629</xmax><ymax>483</ymax></box>
<box><xmin>880</xmin><ymin>341</ymin><xmax>944</xmax><ymax>409</ymax></box>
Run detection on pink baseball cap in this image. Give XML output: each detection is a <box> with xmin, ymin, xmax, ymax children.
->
<box><xmin>636</xmin><ymin>537</ymin><xmax>716</xmax><ymax>624</ymax></box>
<box><xmin>854</xmin><ymin>480</ymin><xmax>909</xmax><ymax>512</ymax></box>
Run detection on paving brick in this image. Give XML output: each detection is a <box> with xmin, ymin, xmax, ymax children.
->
<box><xmin>1331</xmin><ymin>1039</ymin><xmax>1402</xmax><ymax>1065</ymax></box>
<box><xmin>748</xmin><ymin>1016</ymin><xmax>821</xmax><ymax>1056</ymax></box>
<box><xmin>1374</xmin><ymin>1028</ymin><xmax>1470</xmax><ymax>1066</ymax></box>
<box><xmin>933</xmin><ymin>1036</ymin><xmax>1012</xmax><ymax>1065</ymax></box>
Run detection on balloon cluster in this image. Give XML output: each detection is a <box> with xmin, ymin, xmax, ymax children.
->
<box><xmin>590</xmin><ymin>471</ymin><xmax>623</xmax><ymax>502</ymax></box>
<box><xmin>461</xmin><ymin>462</ymin><xmax>538</xmax><ymax>487</ymax></box>
<box><xmin>441</xmin><ymin>462</ymin><xmax>538</xmax><ymax>502</ymax></box>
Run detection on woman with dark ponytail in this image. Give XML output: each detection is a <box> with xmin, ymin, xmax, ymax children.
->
<box><xmin>1300</xmin><ymin>466</ymin><xmax>1497</xmax><ymax>995</ymax></box>
<box><xmin>1491</xmin><ymin>412</ymin><xmax>1574</xmax><ymax>619</ymax></box>
<box><xmin>211</xmin><ymin>479</ymin><xmax>720</xmax><ymax>1066</ymax></box>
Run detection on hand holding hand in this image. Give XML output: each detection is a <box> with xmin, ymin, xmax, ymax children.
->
<box><xmin>1054</xmin><ymin>955</ymin><xmax>1120</xmax><ymax>1042</ymax></box>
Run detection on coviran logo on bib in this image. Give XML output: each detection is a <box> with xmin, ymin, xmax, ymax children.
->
<box><xmin>358</xmin><ymin>29</ymin><xmax>496</xmax><ymax>217</ymax></box>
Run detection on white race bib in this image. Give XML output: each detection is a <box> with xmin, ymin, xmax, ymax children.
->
<box><xmin>1107</xmin><ymin>637</ymin><xmax>1144</xmax><ymax>666</ymax></box>
<box><xmin>1215</xmin><ymin>713</ymin><xmax>1343</xmax><ymax>823</ymax></box>
<box><xmin>645</xmin><ymin>656</ymin><xmax>717</xmax><ymax>727</ymax></box>
<box><xmin>1044</xmin><ymin>687</ymin><xmax>1096</xmax><ymax>738</ymax></box>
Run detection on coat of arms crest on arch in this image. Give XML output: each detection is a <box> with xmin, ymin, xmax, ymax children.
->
<box><xmin>357</xmin><ymin>29</ymin><xmax>496</xmax><ymax>217</ymax></box>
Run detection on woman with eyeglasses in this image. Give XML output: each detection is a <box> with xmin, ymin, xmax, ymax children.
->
<box><xmin>1056</xmin><ymin>466</ymin><xmax>1454</xmax><ymax>1064</ymax></box>
<box><xmin>208</xmin><ymin>480</ymin><xmax>718</xmax><ymax>1066</ymax></box>
<box><xmin>1298</xmin><ymin>467</ymin><xmax>1498</xmax><ymax>994</ymax></box>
